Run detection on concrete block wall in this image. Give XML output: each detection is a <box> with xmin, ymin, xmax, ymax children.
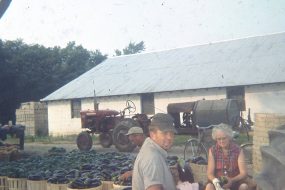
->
<box><xmin>253</xmin><ymin>113</ymin><xmax>285</xmax><ymax>174</ymax></box>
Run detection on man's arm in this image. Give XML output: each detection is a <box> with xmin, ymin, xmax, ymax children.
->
<box><xmin>146</xmin><ymin>184</ymin><xmax>163</xmax><ymax>190</ymax></box>
<box><xmin>119</xmin><ymin>170</ymin><xmax>133</xmax><ymax>180</ymax></box>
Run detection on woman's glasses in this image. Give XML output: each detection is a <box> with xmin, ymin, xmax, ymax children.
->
<box><xmin>216</xmin><ymin>137</ymin><xmax>228</xmax><ymax>141</ymax></box>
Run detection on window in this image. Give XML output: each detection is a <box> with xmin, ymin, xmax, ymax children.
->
<box><xmin>71</xmin><ymin>99</ymin><xmax>81</xmax><ymax>118</ymax></box>
<box><xmin>141</xmin><ymin>93</ymin><xmax>154</xmax><ymax>114</ymax></box>
<box><xmin>226</xmin><ymin>86</ymin><xmax>245</xmax><ymax>111</ymax></box>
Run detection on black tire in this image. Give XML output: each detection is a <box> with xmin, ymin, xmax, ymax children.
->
<box><xmin>76</xmin><ymin>131</ymin><xmax>93</xmax><ymax>151</ymax></box>
<box><xmin>240</xmin><ymin>143</ymin><xmax>253</xmax><ymax>164</ymax></box>
<box><xmin>99</xmin><ymin>132</ymin><xmax>113</xmax><ymax>148</ymax></box>
<box><xmin>184</xmin><ymin>138</ymin><xmax>208</xmax><ymax>161</ymax></box>
<box><xmin>113</xmin><ymin>119</ymin><xmax>138</xmax><ymax>152</ymax></box>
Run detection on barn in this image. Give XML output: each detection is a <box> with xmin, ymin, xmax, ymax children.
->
<box><xmin>42</xmin><ymin>32</ymin><xmax>285</xmax><ymax>136</ymax></box>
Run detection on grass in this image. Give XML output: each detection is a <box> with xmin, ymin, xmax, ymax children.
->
<box><xmin>9</xmin><ymin>131</ymin><xmax>252</xmax><ymax>147</ymax></box>
<box><xmin>24</xmin><ymin>135</ymin><xmax>78</xmax><ymax>144</ymax></box>
<box><xmin>173</xmin><ymin>131</ymin><xmax>253</xmax><ymax>147</ymax></box>
<box><xmin>23</xmin><ymin>134</ymin><xmax>192</xmax><ymax>146</ymax></box>
<box><xmin>234</xmin><ymin>132</ymin><xmax>253</xmax><ymax>145</ymax></box>
<box><xmin>173</xmin><ymin>135</ymin><xmax>191</xmax><ymax>146</ymax></box>
<box><xmin>24</xmin><ymin>134</ymin><xmax>192</xmax><ymax>145</ymax></box>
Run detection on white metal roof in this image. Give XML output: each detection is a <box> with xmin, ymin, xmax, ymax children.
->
<box><xmin>42</xmin><ymin>32</ymin><xmax>285</xmax><ymax>101</ymax></box>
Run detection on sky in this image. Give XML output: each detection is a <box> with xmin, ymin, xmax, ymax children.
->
<box><xmin>0</xmin><ymin>0</ymin><xmax>285</xmax><ymax>55</ymax></box>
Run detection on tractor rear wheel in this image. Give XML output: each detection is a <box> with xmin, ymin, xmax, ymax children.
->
<box><xmin>113</xmin><ymin>119</ymin><xmax>138</xmax><ymax>152</ymax></box>
<box><xmin>76</xmin><ymin>131</ymin><xmax>93</xmax><ymax>151</ymax></box>
<box><xmin>99</xmin><ymin>132</ymin><xmax>113</xmax><ymax>148</ymax></box>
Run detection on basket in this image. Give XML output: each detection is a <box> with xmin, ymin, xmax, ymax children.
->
<box><xmin>7</xmin><ymin>178</ymin><xmax>27</xmax><ymax>190</ymax></box>
<box><xmin>0</xmin><ymin>146</ymin><xmax>19</xmax><ymax>162</ymax></box>
<box><xmin>189</xmin><ymin>163</ymin><xmax>208</xmax><ymax>185</ymax></box>
<box><xmin>46</xmin><ymin>183</ymin><xmax>68</xmax><ymax>190</ymax></box>
<box><xmin>27</xmin><ymin>180</ymin><xmax>47</xmax><ymax>190</ymax></box>
<box><xmin>112</xmin><ymin>183</ymin><xmax>131</xmax><ymax>190</ymax></box>
<box><xmin>0</xmin><ymin>152</ymin><xmax>10</xmax><ymax>162</ymax></box>
<box><xmin>169</xmin><ymin>164</ymin><xmax>179</xmax><ymax>185</ymax></box>
<box><xmin>101</xmin><ymin>181</ymin><xmax>113</xmax><ymax>190</ymax></box>
<box><xmin>66</xmin><ymin>184</ymin><xmax>102</xmax><ymax>190</ymax></box>
<box><xmin>0</xmin><ymin>176</ymin><xmax>8</xmax><ymax>190</ymax></box>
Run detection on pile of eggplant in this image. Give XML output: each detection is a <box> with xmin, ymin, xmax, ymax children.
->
<box><xmin>0</xmin><ymin>148</ymin><xmax>179</xmax><ymax>189</ymax></box>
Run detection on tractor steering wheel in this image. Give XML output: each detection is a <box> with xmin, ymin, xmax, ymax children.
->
<box><xmin>125</xmin><ymin>100</ymin><xmax>136</xmax><ymax>113</ymax></box>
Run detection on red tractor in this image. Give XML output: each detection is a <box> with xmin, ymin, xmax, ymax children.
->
<box><xmin>76</xmin><ymin>100</ymin><xmax>150</xmax><ymax>152</ymax></box>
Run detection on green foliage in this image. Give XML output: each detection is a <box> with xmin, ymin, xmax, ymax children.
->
<box><xmin>235</xmin><ymin>132</ymin><xmax>253</xmax><ymax>145</ymax></box>
<box><xmin>173</xmin><ymin>135</ymin><xmax>191</xmax><ymax>146</ymax></box>
<box><xmin>123</xmin><ymin>41</ymin><xmax>145</xmax><ymax>55</ymax></box>
<box><xmin>114</xmin><ymin>41</ymin><xmax>145</xmax><ymax>56</ymax></box>
<box><xmin>114</xmin><ymin>49</ymin><xmax>122</xmax><ymax>56</ymax></box>
<box><xmin>173</xmin><ymin>133</ymin><xmax>253</xmax><ymax>147</ymax></box>
<box><xmin>0</xmin><ymin>39</ymin><xmax>107</xmax><ymax>124</ymax></box>
<box><xmin>0</xmin><ymin>38</ymin><xmax>144</xmax><ymax>124</ymax></box>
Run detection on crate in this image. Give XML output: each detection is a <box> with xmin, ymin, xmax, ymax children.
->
<box><xmin>16</xmin><ymin>101</ymin><xmax>48</xmax><ymax>136</ymax></box>
<box><xmin>101</xmin><ymin>181</ymin><xmax>113</xmax><ymax>190</ymax></box>
<box><xmin>66</xmin><ymin>184</ymin><xmax>102</xmax><ymax>190</ymax></box>
<box><xmin>7</xmin><ymin>178</ymin><xmax>27</xmax><ymax>190</ymax></box>
<box><xmin>0</xmin><ymin>176</ymin><xmax>8</xmax><ymax>190</ymax></box>
<box><xmin>112</xmin><ymin>184</ymin><xmax>131</xmax><ymax>190</ymax></box>
<box><xmin>9</xmin><ymin>150</ymin><xmax>21</xmax><ymax>161</ymax></box>
<box><xmin>189</xmin><ymin>163</ymin><xmax>208</xmax><ymax>185</ymax></box>
<box><xmin>27</xmin><ymin>180</ymin><xmax>47</xmax><ymax>190</ymax></box>
<box><xmin>46</xmin><ymin>183</ymin><xmax>68</xmax><ymax>190</ymax></box>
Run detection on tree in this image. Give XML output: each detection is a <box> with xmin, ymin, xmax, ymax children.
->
<box><xmin>0</xmin><ymin>39</ymin><xmax>107</xmax><ymax>125</ymax></box>
<box><xmin>114</xmin><ymin>49</ymin><xmax>122</xmax><ymax>56</ymax></box>
<box><xmin>0</xmin><ymin>39</ymin><xmax>18</xmax><ymax>123</ymax></box>
<box><xmin>114</xmin><ymin>41</ymin><xmax>145</xmax><ymax>56</ymax></box>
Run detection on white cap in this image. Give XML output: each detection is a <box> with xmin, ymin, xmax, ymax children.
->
<box><xmin>126</xmin><ymin>127</ymin><xmax>143</xmax><ymax>135</ymax></box>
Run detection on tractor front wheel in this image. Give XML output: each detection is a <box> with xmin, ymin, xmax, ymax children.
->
<box><xmin>99</xmin><ymin>132</ymin><xmax>113</xmax><ymax>148</ymax></box>
<box><xmin>76</xmin><ymin>131</ymin><xmax>93</xmax><ymax>151</ymax></box>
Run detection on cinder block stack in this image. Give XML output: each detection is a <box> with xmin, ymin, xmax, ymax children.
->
<box><xmin>252</xmin><ymin>113</ymin><xmax>285</xmax><ymax>175</ymax></box>
<box><xmin>16</xmin><ymin>102</ymin><xmax>48</xmax><ymax>136</ymax></box>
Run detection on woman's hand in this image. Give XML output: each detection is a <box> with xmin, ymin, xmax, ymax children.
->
<box><xmin>212</xmin><ymin>178</ymin><xmax>224</xmax><ymax>190</ymax></box>
<box><xmin>222</xmin><ymin>177</ymin><xmax>233</xmax><ymax>189</ymax></box>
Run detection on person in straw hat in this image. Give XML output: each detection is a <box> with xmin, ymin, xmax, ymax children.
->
<box><xmin>126</xmin><ymin>126</ymin><xmax>146</xmax><ymax>148</ymax></box>
<box><xmin>119</xmin><ymin>126</ymin><xmax>146</xmax><ymax>181</ymax></box>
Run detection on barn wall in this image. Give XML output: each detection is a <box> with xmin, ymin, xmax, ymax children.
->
<box><xmin>154</xmin><ymin>88</ymin><xmax>226</xmax><ymax>113</ymax></box>
<box><xmin>81</xmin><ymin>95</ymin><xmax>141</xmax><ymax>114</ymax></box>
<box><xmin>47</xmin><ymin>100</ymin><xmax>79</xmax><ymax>136</ymax></box>
<box><xmin>244</xmin><ymin>83</ymin><xmax>285</xmax><ymax>121</ymax></box>
<box><xmin>47</xmin><ymin>83</ymin><xmax>285</xmax><ymax>136</ymax></box>
<box><xmin>47</xmin><ymin>95</ymin><xmax>141</xmax><ymax>136</ymax></box>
